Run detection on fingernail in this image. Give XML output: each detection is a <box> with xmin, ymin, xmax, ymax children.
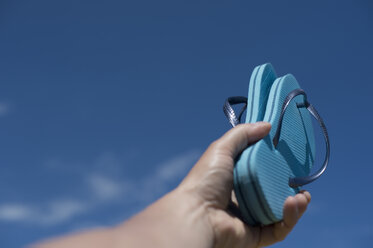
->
<box><xmin>252</xmin><ymin>122</ymin><xmax>264</xmax><ymax>126</ymax></box>
<box><xmin>252</xmin><ymin>122</ymin><xmax>270</xmax><ymax>126</ymax></box>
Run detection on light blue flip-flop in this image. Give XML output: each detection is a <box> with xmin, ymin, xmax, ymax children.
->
<box><xmin>223</xmin><ymin>64</ymin><xmax>330</xmax><ymax>225</ymax></box>
<box><xmin>223</xmin><ymin>63</ymin><xmax>276</xmax><ymax>126</ymax></box>
<box><xmin>224</xmin><ymin>63</ymin><xmax>278</xmax><ymax>225</ymax></box>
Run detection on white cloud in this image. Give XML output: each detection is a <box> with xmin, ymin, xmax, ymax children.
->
<box><xmin>0</xmin><ymin>199</ymin><xmax>87</xmax><ymax>226</ymax></box>
<box><xmin>156</xmin><ymin>150</ymin><xmax>200</xmax><ymax>181</ymax></box>
<box><xmin>0</xmin><ymin>204</ymin><xmax>34</xmax><ymax>221</ymax></box>
<box><xmin>87</xmin><ymin>174</ymin><xmax>131</xmax><ymax>200</ymax></box>
<box><xmin>40</xmin><ymin>199</ymin><xmax>88</xmax><ymax>225</ymax></box>
<box><xmin>134</xmin><ymin>150</ymin><xmax>201</xmax><ymax>202</ymax></box>
<box><xmin>0</xmin><ymin>149</ymin><xmax>201</xmax><ymax>226</ymax></box>
<box><xmin>0</xmin><ymin>103</ymin><xmax>10</xmax><ymax>116</ymax></box>
<box><xmin>306</xmin><ymin>201</ymin><xmax>327</xmax><ymax>215</ymax></box>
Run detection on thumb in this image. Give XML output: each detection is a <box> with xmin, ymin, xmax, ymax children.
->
<box><xmin>216</xmin><ymin>122</ymin><xmax>271</xmax><ymax>159</ymax></box>
<box><xmin>181</xmin><ymin>122</ymin><xmax>271</xmax><ymax>189</ymax></box>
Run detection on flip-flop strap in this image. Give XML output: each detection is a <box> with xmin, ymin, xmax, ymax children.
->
<box><xmin>223</xmin><ymin>96</ymin><xmax>248</xmax><ymax>127</ymax></box>
<box><xmin>272</xmin><ymin>88</ymin><xmax>330</xmax><ymax>188</ymax></box>
<box><xmin>223</xmin><ymin>89</ymin><xmax>330</xmax><ymax>188</ymax></box>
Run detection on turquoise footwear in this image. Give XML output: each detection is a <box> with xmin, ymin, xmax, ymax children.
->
<box><xmin>223</xmin><ymin>64</ymin><xmax>330</xmax><ymax>225</ymax></box>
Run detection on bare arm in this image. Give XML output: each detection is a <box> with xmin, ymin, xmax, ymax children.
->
<box><xmin>33</xmin><ymin>122</ymin><xmax>311</xmax><ymax>248</ymax></box>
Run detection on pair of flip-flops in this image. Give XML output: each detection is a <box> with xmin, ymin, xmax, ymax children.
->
<box><xmin>223</xmin><ymin>63</ymin><xmax>330</xmax><ymax>225</ymax></box>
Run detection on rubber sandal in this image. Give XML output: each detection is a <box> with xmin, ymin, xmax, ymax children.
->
<box><xmin>223</xmin><ymin>65</ymin><xmax>330</xmax><ymax>225</ymax></box>
<box><xmin>224</xmin><ymin>63</ymin><xmax>277</xmax><ymax>225</ymax></box>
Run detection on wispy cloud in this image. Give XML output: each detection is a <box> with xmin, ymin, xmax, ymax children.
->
<box><xmin>0</xmin><ymin>103</ymin><xmax>11</xmax><ymax>116</ymax></box>
<box><xmin>87</xmin><ymin>174</ymin><xmax>131</xmax><ymax>201</ymax></box>
<box><xmin>306</xmin><ymin>201</ymin><xmax>327</xmax><ymax>215</ymax></box>
<box><xmin>136</xmin><ymin>150</ymin><xmax>200</xmax><ymax>201</ymax></box>
<box><xmin>156</xmin><ymin>150</ymin><xmax>199</xmax><ymax>181</ymax></box>
<box><xmin>0</xmin><ymin>199</ymin><xmax>86</xmax><ymax>225</ymax></box>
<box><xmin>0</xmin><ymin>149</ymin><xmax>201</xmax><ymax>226</ymax></box>
<box><xmin>40</xmin><ymin>199</ymin><xmax>88</xmax><ymax>225</ymax></box>
<box><xmin>0</xmin><ymin>204</ymin><xmax>34</xmax><ymax>222</ymax></box>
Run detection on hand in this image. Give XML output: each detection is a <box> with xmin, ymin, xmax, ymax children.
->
<box><xmin>178</xmin><ymin>122</ymin><xmax>311</xmax><ymax>248</ymax></box>
<box><xmin>33</xmin><ymin>122</ymin><xmax>311</xmax><ymax>248</ymax></box>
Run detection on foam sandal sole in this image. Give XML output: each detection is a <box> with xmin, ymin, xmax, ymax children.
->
<box><xmin>245</xmin><ymin>74</ymin><xmax>316</xmax><ymax>223</ymax></box>
<box><xmin>233</xmin><ymin>63</ymin><xmax>277</xmax><ymax>225</ymax></box>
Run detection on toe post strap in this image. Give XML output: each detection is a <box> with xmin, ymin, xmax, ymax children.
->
<box><xmin>223</xmin><ymin>96</ymin><xmax>248</xmax><ymax>127</ymax></box>
<box><xmin>223</xmin><ymin>89</ymin><xmax>330</xmax><ymax>188</ymax></box>
<box><xmin>271</xmin><ymin>89</ymin><xmax>330</xmax><ymax>188</ymax></box>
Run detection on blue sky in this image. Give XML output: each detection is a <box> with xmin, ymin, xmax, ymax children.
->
<box><xmin>0</xmin><ymin>0</ymin><xmax>372</xmax><ymax>247</ymax></box>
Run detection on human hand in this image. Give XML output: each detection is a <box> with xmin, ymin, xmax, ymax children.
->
<box><xmin>178</xmin><ymin>122</ymin><xmax>311</xmax><ymax>248</ymax></box>
<box><xmin>33</xmin><ymin>122</ymin><xmax>311</xmax><ymax>248</ymax></box>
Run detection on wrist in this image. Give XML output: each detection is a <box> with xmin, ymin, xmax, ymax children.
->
<box><xmin>114</xmin><ymin>187</ymin><xmax>214</xmax><ymax>248</ymax></box>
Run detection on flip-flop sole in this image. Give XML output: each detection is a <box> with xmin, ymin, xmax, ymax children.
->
<box><xmin>247</xmin><ymin>74</ymin><xmax>315</xmax><ymax>223</ymax></box>
<box><xmin>233</xmin><ymin>63</ymin><xmax>277</xmax><ymax>225</ymax></box>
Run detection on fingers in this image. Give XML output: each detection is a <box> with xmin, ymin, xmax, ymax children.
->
<box><xmin>181</xmin><ymin>122</ymin><xmax>270</xmax><ymax>185</ymax></box>
<box><xmin>215</xmin><ymin>122</ymin><xmax>271</xmax><ymax>158</ymax></box>
<box><xmin>301</xmin><ymin>190</ymin><xmax>311</xmax><ymax>203</ymax></box>
<box><xmin>294</xmin><ymin>191</ymin><xmax>310</xmax><ymax>218</ymax></box>
<box><xmin>178</xmin><ymin>122</ymin><xmax>271</xmax><ymax>207</ymax></box>
<box><xmin>259</xmin><ymin>197</ymin><xmax>298</xmax><ymax>246</ymax></box>
<box><xmin>258</xmin><ymin>191</ymin><xmax>311</xmax><ymax>247</ymax></box>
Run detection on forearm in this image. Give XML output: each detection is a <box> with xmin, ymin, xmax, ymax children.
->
<box><xmin>33</xmin><ymin>188</ymin><xmax>214</xmax><ymax>248</ymax></box>
<box><xmin>32</xmin><ymin>123</ymin><xmax>307</xmax><ymax>248</ymax></box>
<box><xmin>114</xmin><ymin>188</ymin><xmax>213</xmax><ymax>248</ymax></box>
